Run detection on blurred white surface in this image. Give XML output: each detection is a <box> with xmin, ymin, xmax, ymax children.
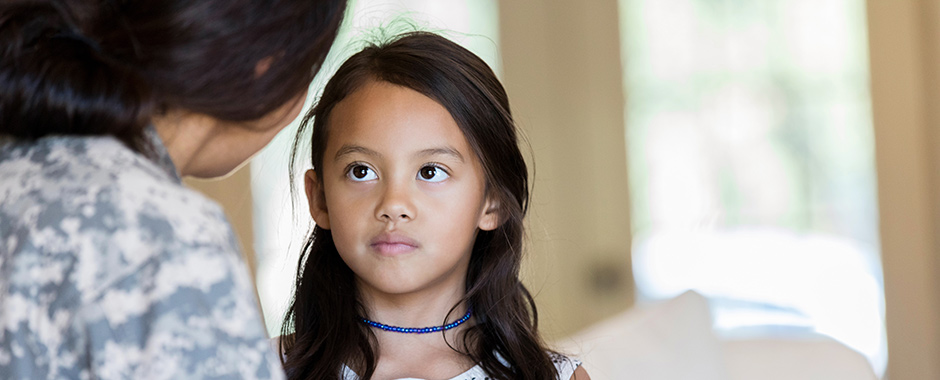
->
<box><xmin>632</xmin><ymin>229</ymin><xmax>886</xmax><ymax>375</ymax></box>
<box><xmin>559</xmin><ymin>290</ymin><xmax>878</xmax><ymax>380</ymax></box>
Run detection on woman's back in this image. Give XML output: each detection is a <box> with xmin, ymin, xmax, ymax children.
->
<box><xmin>0</xmin><ymin>131</ymin><xmax>280</xmax><ymax>378</ymax></box>
<box><xmin>0</xmin><ymin>0</ymin><xmax>345</xmax><ymax>377</ymax></box>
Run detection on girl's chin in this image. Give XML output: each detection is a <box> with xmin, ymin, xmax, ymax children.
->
<box><xmin>356</xmin><ymin>275</ymin><xmax>423</xmax><ymax>296</ymax></box>
<box><xmin>356</xmin><ymin>275</ymin><xmax>459</xmax><ymax>300</ymax></box>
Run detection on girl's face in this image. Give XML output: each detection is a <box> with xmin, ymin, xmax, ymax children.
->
<box><xmin>305</xmin><ymin>80</ymin><xmax>500</xmax><ymax>302</ymax></box>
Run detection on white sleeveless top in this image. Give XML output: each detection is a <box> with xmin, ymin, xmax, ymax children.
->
<box><xmin>340</xmin><ymin>352</ymin><xmax>581</xmax><ymax>380</ymax></box>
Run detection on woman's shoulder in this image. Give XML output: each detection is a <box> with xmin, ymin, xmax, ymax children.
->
<box><xmin>1</xmin><ymin>132</ymin><xmax>175</xmax><ymax>182</ymax></box>
<box><xmin>0</xmin><ymin>134</ymin><xmax>240</xmax><ymax>291</ymax></box>
<box><xmin>0</xmin><ymin>135</ymin><xmax>275</xmax><ymax>379</ymax></box>
<box><xmin>2</xmin><ymin>133</ymin><xmax>230</xmax><ymax>236</ymax></box>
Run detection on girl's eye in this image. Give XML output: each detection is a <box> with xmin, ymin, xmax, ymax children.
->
<box><xmin>417</xmin><ymin>165</ymin><xmax>449</xmax><ymax>183</ymax></box>
<box><xmin>347</xmin><ymin>165</ymin><xmax>377</xmax><ymax>181</ymax></box>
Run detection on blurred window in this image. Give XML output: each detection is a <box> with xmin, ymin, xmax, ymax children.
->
<box><xmin>618</xmin><ymin>0</ymin><xmax>885</xmax><ymax>376</ymax></box>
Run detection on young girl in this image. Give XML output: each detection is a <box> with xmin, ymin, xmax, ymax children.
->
<box><xmin>279</xmin><ymin>31</ymin><xmax>589</xmax><ymax>380</ymax></box>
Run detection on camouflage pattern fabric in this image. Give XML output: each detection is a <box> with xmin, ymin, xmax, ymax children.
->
<box><xmin>0</xmin><ymin>130</ymin><xmax>284</xmax><ymax>379</ymax></box>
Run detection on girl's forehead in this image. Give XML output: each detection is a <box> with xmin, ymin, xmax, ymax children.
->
<box><xmin>324</xmin><ymin>80</ymin><xmax>473</xmax><ymax>156</ymax></box>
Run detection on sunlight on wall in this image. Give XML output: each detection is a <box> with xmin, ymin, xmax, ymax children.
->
<box><xmin>619</xmin><ymin>0</ymin><xmax>886</xmax><ymax>375</ymax></box>
<box><xmin>250</xmin><ymin>0</ymin><xmax>499</xmax><ymax>338</ymax></box>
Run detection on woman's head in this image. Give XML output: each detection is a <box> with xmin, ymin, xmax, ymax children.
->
<box><xmin>283</xmin><ymin>32</ymin><xmax>558</xmax><ymax>380</ymax></box>
<box><xmin>0</xmin><ymin>0</ymin><xmax>346</xmax><ymax>153</ymax></box>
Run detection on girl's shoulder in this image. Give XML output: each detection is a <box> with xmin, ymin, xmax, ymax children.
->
<box><xmin>548</xmin><ymin>352</ymin><xmax>583</xmax><ymax>380</ymax></box>
<box><xmin>455</xmin><ymin>351</ymin><xmax>581</xmax><ymax>380</ymax></box>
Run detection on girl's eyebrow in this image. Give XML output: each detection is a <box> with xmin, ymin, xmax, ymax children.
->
<box><xmin>334</xmin><ymin>145</ymin><xmax>465</xmax><ymax>163</ymax></box>
<box><xmin>417</xmin><ymin>147</ymin><xmax>464</xmax><ymax>162</ymax></box>
<box><xmin>334</xmin><ymin>144</ymin><xmax>382</xmax><ymax>162</ymax></box>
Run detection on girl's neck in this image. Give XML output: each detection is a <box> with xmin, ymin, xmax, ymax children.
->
<box><xmin>357</xmin><ymin>279</ymin><xmax>469</xmax><ymax>329</ymax></box>
<box><xmin>353</xmin><ymin>282</ymin><xmax>479</xmax><ymax>379</ymax></box>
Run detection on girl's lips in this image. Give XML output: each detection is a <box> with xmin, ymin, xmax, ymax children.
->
<box><xmin>371</xmin><ymin>242</ymin><xmax>418</xmax><ymax>255</ymax></box>
<box><xmin>369</xmin><ymin>233</ymin><xmax>419</xmax><ymax>255</ymax></box>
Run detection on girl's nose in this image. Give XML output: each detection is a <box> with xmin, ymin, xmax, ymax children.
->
<box><xmin>375</xmin><ymin>181</ymin><xmax>415</xmax><ymax>223</ymax></box>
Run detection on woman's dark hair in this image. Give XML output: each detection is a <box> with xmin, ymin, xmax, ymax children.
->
<box><xmin>281</xmin><ymin>31</ymin><xmax>558</xmax><ymax>380</ymax></box>
<box><xmin>0</xmin><ymin>0</ymin><xmax>346</xmax><ymax>153</ymax></box>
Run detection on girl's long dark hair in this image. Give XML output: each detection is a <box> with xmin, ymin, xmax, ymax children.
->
<box><xmin>281</xmin><ymin>32</ymin><xmax>558</xmax><ymax>379</ymax></box>
<box><xmin>0</xmin><ymin>0</ymin><xmax>345</xmax><ymax>153</ymax></box>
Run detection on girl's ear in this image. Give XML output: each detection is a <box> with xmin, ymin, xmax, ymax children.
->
<box><xmin>304</xmin><ymin>169</ymin><xmax>331</xmax><ymax>230</ymax></box>
<box><xmin>478</xmin><ymin>196</ymin><xmax>501</xmax><ymax>231</ymax></box>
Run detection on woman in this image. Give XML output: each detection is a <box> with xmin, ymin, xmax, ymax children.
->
<box><xmin>0</xmin><ymin>0</ymin><xmax>345</xmax><ymax>378</ymax></box>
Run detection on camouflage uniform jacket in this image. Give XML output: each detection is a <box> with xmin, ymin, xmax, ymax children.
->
<box><xmin>0</xmin><ymin>130</ymin><xmax>285</xmax><ymax>379</ymax></box>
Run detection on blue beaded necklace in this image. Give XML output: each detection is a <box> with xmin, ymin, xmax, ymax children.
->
<box><xmin>362</xmin><ymin>309</ymin><xmax>473</xmax><ymax>334</ymax></box>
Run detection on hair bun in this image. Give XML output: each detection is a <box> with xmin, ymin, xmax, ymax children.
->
<box><xmin>1</xmin><ymin>2</ymin><xmax>152</xmax><ymax>149</ymax></box>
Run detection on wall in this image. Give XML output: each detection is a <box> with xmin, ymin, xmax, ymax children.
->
<box><xmin>867</xmin><ymin>0</ymin><xmax>940</xmax><ymax>378</ymax></box>
<box><xmin>498</xmin><ymin>0</ymin><xmax>635</xmax><ymax>340</ymax></box>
